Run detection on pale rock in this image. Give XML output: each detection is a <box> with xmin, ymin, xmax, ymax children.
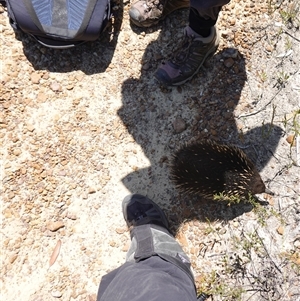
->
<box><xmin>9</xmin><ymin>254</ymin><xmax>18</xmax><ymax>264</ymax></box>
<box><xmin>277</xmin><ymin>225</ymin><xmax>284</xmax><ymax>235</ymax></box>
<box><xmin>173</xmin><ymin>117</ymin><xmax>186</xmax><ymax>133</ymax></box>
<box><xmin>13</xmin><ymin>148</ymin><xmax>21</xmax><ymax>156</ymax></box>
<box><xmin>46</xmin><ymin>221</ymin><xmax>65</xmax><ymax>232</ymax></box>
<box><xmin>51</xmin><ymin>291</ymin><xmax>62</xmax><ymax>298</ymax></box>
<box><xmin>50</xmin><ymin>82</ymin><xmax>62</xmax><ymax>92</ymax></box>
<box><xmin>31</xmin><ymin>73</ymin><xmax>41</xmax><ymax>84</ymax></box>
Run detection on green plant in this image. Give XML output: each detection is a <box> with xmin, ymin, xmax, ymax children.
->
<box><xmin>257</xmin><ymin>70</ymin><xmax>268</xmax><ymax>83</ymax></box>
<box><xmin>282</xmin><ymin>109</ymin><xmax>300</xmax><ymax>133</ymax></box>
<box><xmin>282</xmin><ymin>109</ymin><xmax>300</xmax><ymax>164</ymax></box>
<box><xmin>280</xmin><ymin>251</ymin><xmax>300</xmax><ymax>275</ymax></box>
<box><xmin>277</xmin><ymin>70</ymin><xmax>290</xmax><ymax>86</ymax></box>
<box><xmin>204</xmin><ymin>218</ymin><xmax>217</xmax><ymax>235</ymax></box>
<box><xmin>292</xmin><ymin>109</ymin><xmax>300</xmax><ymax>135</ymax></box>
<box><xmin>196</xmin><ymin>270</ymin><xmax>244</xmax><ymax>300</ymax></box>
<box><xmin>248</xmin><ymin>197</ymin><xmax>270</xmax><ymax>227</ymax></box>
<box><xmin>261</xmin><ymin>104</ymin><xmax>276</xmax><ymax>139</ymax></box>
<box><xmin>284</xmin><ymin>37</ymin><xmax>293</xmax><ymax>50</ymax></box>
<box><xmin>266</xmin><ymin>0</ymin><xmax>277</xmax><ymax>15</ymax></box>
<box><xmin>241</xmin><ymin>231</ymin><xmax>265</xmax><ymax>256</ymax></box>
<box><xmin>279</xmin><ymin>2</ymin><xmax>300</xmax><ymax>26</ymax></box>
<box><xmin>213</xmin><ymin>192</ymin><xmax>243</xmax><ymax>204</ymax></box>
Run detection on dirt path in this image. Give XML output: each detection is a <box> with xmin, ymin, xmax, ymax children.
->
<box><xmin>1</xmin><ymin>1</ymin><xmax>299</xmax><ymax>300</ymax></box>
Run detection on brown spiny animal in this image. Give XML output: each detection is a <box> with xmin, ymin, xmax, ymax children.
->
<box><xmin>170</xmin><ymin>140</ymin><xmax>266</xmax><ymax>200</ymax></box>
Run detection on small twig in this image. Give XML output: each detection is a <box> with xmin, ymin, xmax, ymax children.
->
<box><xmin>207</xmin><ymin>252</ymin><xmax>234</xmax><ymax>258</ymax></box>
<box><xmin>236</xmin><ymin>100</ymin><xmax>272</xmax><ymax>119</ymax></box>
<box><xmin>254</xmin><ymin>229</ymin><xmax>282</xmax><ymax>273</ymax></box>
<box><xmin>268</xmin><ymin>164</ymin><xmax>288</xmax><ymax>183</ymax></box>
<box><xmin>284</xmin><ymin>31</ymin><xmax>300</xmax><ymax>43</ymax></box>
<box><xmin>239</xmin><ymin>62</ymin><xmax>299</xmax><ymax>119</ymax></box>
<box><xmin>245</xmin><ymin>288</ymin><xmax>260</xmax><ymax>301</ymax></box>
<box><xmin>237</xmin><ymin>87</ymin><xmax>282</xmax><ymax>119</ymax></box>
<box><xmin>198</xmin><ymin>242</ymin><xmax>208</xmax><ymax>258</ymax></box>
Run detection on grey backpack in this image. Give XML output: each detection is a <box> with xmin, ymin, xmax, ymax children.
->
<box><xmin>5</xmin><ymin>0</ymin><xmax>111</xmax><ymax>48</ymax></box>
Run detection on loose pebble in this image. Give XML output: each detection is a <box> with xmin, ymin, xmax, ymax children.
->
<box><xmin>51</xmin><ymin>290</ymin><xmax>62</xmax><ymax>298</ymax></box>
<box><xmin>46</xmin><ymin>221</ymin><xmax>65</xmax><ymax>232</ymax></box>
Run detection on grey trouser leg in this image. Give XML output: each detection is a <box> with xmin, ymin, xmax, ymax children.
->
<box><xmin>126</xmin><ymin>224</ymin><xmax>194</xmax><ymax>283</ymax></box>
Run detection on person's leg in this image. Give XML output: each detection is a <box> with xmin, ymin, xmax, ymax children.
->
<box><xmin>154</xmin><ymin>0</ymin><xmax>230</xmax><ymax>86</ymax></box>
<box><xmin>189</xmin><ymin>0</ymin><xmax>230</xmax><ymax>36</ymax></box>
<box><xmin>123</xmin><ymin>194</ymin><xmax>194</xmax><ymax>281</ymax></box>
<box><xmin>97</xmin><ymin>194</ymin><xmax>197</xmax><ymax>301</ymax></box>
<box><xmin>97</xmin><ymin>256</ymin><xmax>197</xmax><ymax>301</ymax></box>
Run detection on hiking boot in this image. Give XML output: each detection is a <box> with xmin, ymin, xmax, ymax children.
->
<box><xmin>129</xmin><ymin>0</ymin><xmax>190</xmax><ymax>27</ymax></box>
<box><xmin>122</xmin><ymin>194</ymin><xmax>169</xmax><ymax>229</ymax></box>
<box><xmin>154</xmin><ymin>25</ymin><xmax>220</xmax><ymax>86</ymax></box>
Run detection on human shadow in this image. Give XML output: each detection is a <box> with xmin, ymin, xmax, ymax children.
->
<box><xmin>118</xmin><ymin>12</ymin><xmax>283</xmax><ymax>234</ymax></box>
<box><xmin>7</xmin><ymin>0</ymin><xmax>123</xmax><ymax>74</ymax></box>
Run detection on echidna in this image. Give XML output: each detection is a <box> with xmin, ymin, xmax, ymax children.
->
<box><xmin>170</xmin><ymin>140</ymin><xmax>266</xmax><ymax>200</ymax></box>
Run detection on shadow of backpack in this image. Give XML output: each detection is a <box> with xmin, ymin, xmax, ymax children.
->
<box><xmin>5</xmin><ymin>0</ymin><xmax>112</xmax><ymax>49</ymax></box>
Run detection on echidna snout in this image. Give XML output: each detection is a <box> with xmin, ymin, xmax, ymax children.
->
<box><xmin>249</xmin><ymin>174</ymin><xmax>266</xmax><ymax>195</ymax></box>
<box><xmin>170</xmin><ymin>140</ymin><xmax>266</xmax><ymax>199</ymax></box>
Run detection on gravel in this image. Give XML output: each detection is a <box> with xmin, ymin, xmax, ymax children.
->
<box><xmin>1</xmin><ymin>0</ymin><xmax>299</xmax><ymax>300</ymax></box>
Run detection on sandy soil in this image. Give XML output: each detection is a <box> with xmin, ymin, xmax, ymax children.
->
<box><xmin>1</xmin><ymin>0</ymin><xmax>299</xmax><ymax>300</ymax></box>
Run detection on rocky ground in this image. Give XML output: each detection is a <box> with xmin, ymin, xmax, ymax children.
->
<box><xmin>1</xmin><ymin>0</ymin><xmax>299</xmax><ymax>300</ymax></box>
